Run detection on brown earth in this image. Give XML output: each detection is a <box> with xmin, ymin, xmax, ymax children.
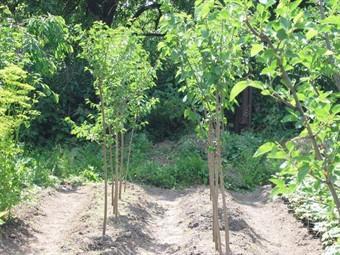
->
<box><xmin>0</xmin><ymin>183</ymin><xmax>322</xmax><ymax>255</ymax></box>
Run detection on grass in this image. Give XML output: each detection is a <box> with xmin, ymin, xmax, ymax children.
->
<box><xmin>128</xmin><ymin>132</ymin><xmax>277</xmax><ymax>190</ymax></box>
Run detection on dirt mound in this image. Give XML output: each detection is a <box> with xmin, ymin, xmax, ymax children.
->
<box><xmin>0</xmin><ymin>184</ymin><xmax>322</xmax><ymax>255</ymax></box>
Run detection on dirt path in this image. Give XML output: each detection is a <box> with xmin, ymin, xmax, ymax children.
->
<box><xmin>0</xmin><ymin>184</ymin><xmax>97</xmax><ymax>255</ymax></box>
<box><xmin>0</xmin><ymin>184</ymin><xmax>323</xmax><ymax>255</ymax></box>
<box><xmin>29</xmin><ymin>185</ymin><xmax>96</xmax><ymax>254</ymax></box>
<box><xmin>230</xmin><ymin>186</ymin><xmax>321</xmax><ymax>255</ymax></box>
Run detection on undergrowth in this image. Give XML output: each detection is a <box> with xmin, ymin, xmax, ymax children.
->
<box><xmin>222</xmin><ymin>131</ymin><xmax>278</xmax><ymax>190</ymax></box>
<box><xmin>24</xmin><ymin>143</ymin><xmax>102</xmax><ymax>187</ymax></box>
<box><xmin>0</xmin><ymin>142</ymin><xmax>103</xmax><ymax>218</ymax></box>
<box><xmin>129</xmin><ymin>132</ymin><xmax>276</xmax><ymax>189</ymax></box>
<box><xmin>286</xmin><ymin>180</ymin><xmax>340</xmax><ymax>254</ymax></box>
<box><xmin>129</xmin><ymin>134</ymin><xmax>208</xmax><ymax>188</ymax></box>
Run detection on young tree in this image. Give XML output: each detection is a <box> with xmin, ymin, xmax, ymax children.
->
<box><xmin>77</xmin><ymin>22</ymin><xmax>157</xmax><ymax>235</ymax></box>
<box><xmin>159</xmin><ymin>1</ymin><xmax>247</xmax><ymax>253</ymax></box>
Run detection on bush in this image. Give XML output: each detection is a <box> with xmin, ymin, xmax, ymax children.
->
<box><xmin>25</xmin><ymin>143</ymin><xmax>102</xmax><ymax>186</ymax></box>
<box><xmin>80</xmin><ymin>167</ymin><xmax>100</xmax><ymax>182</ymax></box>
<box><xmin>129</xmin><ymin>132</ymin><xmax>277</xmax><ymax>190</ymax></box>
<box><xmin>0</xmin><ymin>140</ymin><xmax>28</xmax><ymax>212</ymax></box>
<box><xmin>222</xmin><ymin>131</ymin><xmax>277</xmax><ymax>189</ymax></box>
<box><xmin>173</xmin><ymin>136</ymin><xmax>208</xmax><ymax>185</ymax></box>
<box><xmin>129</xmin><ymin>134</ymin><xmax>208</xmax><ymax>188</ymax></box>
<box><xmin>130</xmin><ymin>161</ymin><xmax>176</xmax><ymax>189</ymax></box>
<box><xmin>286</xmin><ymin>180</ymin><xmax>340</xmax><ymax>254</ymax></box>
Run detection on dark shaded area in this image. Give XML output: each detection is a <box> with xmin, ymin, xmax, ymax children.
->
<box><xmin>0</xmin><ymin>218</ymin><xmax>35</xmax><ymax>255</ymax></box>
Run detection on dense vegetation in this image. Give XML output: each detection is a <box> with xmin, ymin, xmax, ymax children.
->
<box><xmin>0</xmin><ymin>0</ymin><xmax>339</xmax><ymax>254</ymax></box>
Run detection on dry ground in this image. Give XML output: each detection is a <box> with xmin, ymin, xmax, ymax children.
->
<box><xmin>0</xmin><ymin>183</ymin><xmax>322</xmax><ymax>255</ymax></box>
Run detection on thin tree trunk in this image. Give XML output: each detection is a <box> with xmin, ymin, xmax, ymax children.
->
<box><xmin>119</xmin><ymin>131</ymin><xmax>124</xmax><ymax>199</ymax></box>
<box><xmin>209</xmin><ymin>119</ymin><xmax>222</xmax><ymax>253</ymax></box>
<box><xmin>213</xmin><ymin>144</ymin><xmax>222</xmax><ymax>254</ymax></box>
<box><xmin>109</xmin><ymin>128</ymin><xmax>115</xmax><ymax>210</ymax></box>
<box><xmin>110</xmin><ymin>140</ymin><xmax>115</xmax><ymax>207</ymax></box>
<box><xmin>114</xmin><ymin>132</ymin><xmax>119</xmax><ymax>218</ymax></box>
<box><xmin>207</xmin><ymin>123</ymin><xmax>215</xmax><ymax>246</ymax></box>
<box><xmin>219</xmin><ymin>169</ymin><xmax>230</xmax><ymax>255</ymax></box>
<box><xmin>216</xmin><ymin>93</ymin><xmax>231</xmax><ymax>255</ymax></box>
<box><xmin>326</xmin><ymin>177</ymin><xmax>340</xmax><ymax>220</ymax></box>
<box><xmin>208</xmin><ymin>123</ymin><xmax>214</xmax><ymax>202</ymax></box>
<box><xmin>98</xmin><ymin>83</ymin><xmax>108</xmax><ymax>236</ymax></box>
<box><xmin>125</xmin><ymin>128</ymin><xmax>135</xmax><ymax>192</ymax></box>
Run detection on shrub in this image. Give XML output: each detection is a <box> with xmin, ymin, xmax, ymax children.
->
<box><xmin>174</xmin><ymin>152</ymin><xmax>208</xmax><ymax>186</ymax></box>
<box><xmin>222</xmin><ymin>131</ymin><xmax>277</xmax><ymax>189</ymax></box>
<box><xmin>129</xmin><ymin>132</ymin><xmax>277</xmax><ymax>190</ymax></box>
<box><xmin>129</xmin><ymin>134</ymin><xmax>208</xmax><ymax>188</ymax></box>
<box><xmin>80</xmin><ymin>167</ymin><xmax>100</xmax><ymax>182</ymax></box>
<box><xmin>0</xmin><ymin>140</ymin><xmax>28</xmax><ymax>212</ymax></box>
<box><xmin>25</xmin><ymin>143</ymin><xmax>102</xmax><ymax>186</ymax></box>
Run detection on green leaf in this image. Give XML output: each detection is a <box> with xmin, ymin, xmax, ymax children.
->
<box><xmin>268</xmin><ymin>150</ymin><xmax>287</xmax><ymax>159</ymax></box>
<box><xmin>195</xmin><ymin>0</ymin><xmax>214</xmax><ymax>19</ymax></box>
<box><xmin>306</xmin><ymin>29</ymin><xmax>318</xmax><ymax>40</ymax></box>
<box><xmin>261</xmin><ymin>89</ymin><xmax>271</xmax><ymax>96</ymax></box>
<box><xmin>289</xmin><ymin>0</ymin><xmax>302</xmax><ymax>12</ymax></box>
<box><xmin>250</xmin><ymin>43</ymin><xmax>264</xmax><ymax>57</ymax></box>
<box><xmin>254</xmin><ymin>142</ymin><xmax>276</xmax><ymax>157</ymax></box>
<box><xmin>332</xmin><ymin>104</ymin><xmax>340</xmax><ymax>114</ymax></box>
<box><xmin>277</xmin><ymin>29</ymin><xmax>288</xmax><ymax>40</ymax></box>
<box><xmin>230</xmin><ymin>80</ymin><xmax>263</xmax><ymax>101</ymax></box>
<box><xmin>293</xmin><ymin>11</ymin><xmax>304</xmax><ymax>24</ymax></box>
<box><xmin>315</xmin><ymin>104</ymin><xmax>331</xmax><ymax>122</ymax></box>
<box><xmin>0</xmin><ymin>211</ymin><xmax>8</xmax><ymax>225</ymax></box>
<box><xmin>0</xmin><ymin>211</ymin><xmax>7</xmax><ymax>218</ymax></box>
<box><xmin>280</xmin><ymin>17</ymin><xmax>291</xmax><ymax>30</ymax></box>
<box><xmin>270</xmin><ymin>178</ymin><xmax>286</xmax><ymax>195</ymax></box>
<box><xmin>321</xmin><ymin>16</ymin><xmax>340</xmax><ymax>26</ymax></box>
<box><xmin>297</xmin><ymin>165</ymin><xmax>309</xmax><ymax>183</ymax></box>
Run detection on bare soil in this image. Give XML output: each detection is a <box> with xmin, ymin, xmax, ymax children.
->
<box><xmin>0</xmin><ymin>183</ymin><xmax>322</xmax><ymax>255</ymax></box>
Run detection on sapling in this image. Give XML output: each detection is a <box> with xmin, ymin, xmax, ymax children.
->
<box><xmin>78</xmin><ymin>22</ymin><xmax>157</xmax><ymax>232</ymax></box>
<box><xmin>159</xmin><ymin>1</ymin><xmax>247</xmax><ymax>253</ymax></box>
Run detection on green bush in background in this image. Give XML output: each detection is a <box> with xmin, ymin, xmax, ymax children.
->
<box><xmin>128</xmin><ymin>134</ymin><xmax>208</xmax><ymax>188</ymax></box>
<box><xmin>222</xmin><ymin>131</ymin><xmax>278</xmax><ymax>189</ymax></box>
<box><xmin>25</xmin><ymin>143</ymin><xmax>102</xmax><ymax>187</ymax></box>
<box><xmin>0</xmin><ymin>131</ymin><xmax>278</xmax><ymax>217</ymax></box>
<box><xmin>128</xmin><ymin>132</ymin><xmax>276</xmax><ymax>190</ymax></box>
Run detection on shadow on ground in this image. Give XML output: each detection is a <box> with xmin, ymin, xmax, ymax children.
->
<box><xmin>0</xmin><ymin>218</ymin><xmax>35</xmax><ymax>255</ymax></box>
<box><xmin>87</xmin><ymin>194</ymin><xmax>172</xmax><ymax>255</ymax></box>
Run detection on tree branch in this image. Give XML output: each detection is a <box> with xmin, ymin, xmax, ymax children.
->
<box><xmin>132</xmin><ymin>32</ymin><xmax>165</xmax><ymax>37</ymax></box>
<box><xmin>132</xmin><ymin>2</ymin><xmax>161</xmax><ymax>20</ymax></box>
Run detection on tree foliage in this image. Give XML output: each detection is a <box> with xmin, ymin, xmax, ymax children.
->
<box><xmin>0</xmin><ymin>4</ymin><xmax>71</xmax><ymax>213</ymax></box>
<box><xmin>231</xmin><ymin>0</ymin><xmax>339</xmax><ymax>223</ymax></box>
